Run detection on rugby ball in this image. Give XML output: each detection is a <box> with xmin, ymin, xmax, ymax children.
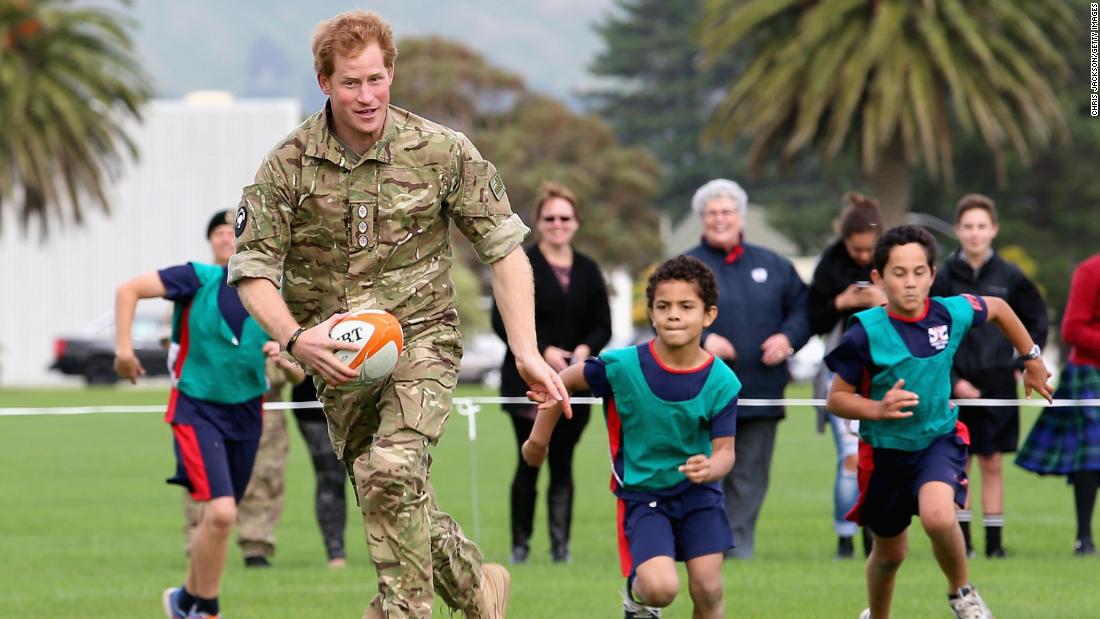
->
<box><xmin>329</xmin><ymin>310</ymin><xmax>403</xmax><ymax>386</ymax></box>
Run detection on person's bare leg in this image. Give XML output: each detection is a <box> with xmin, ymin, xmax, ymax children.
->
<box><xmin>185</xmin><ymin>496</ymin><xmax>237</xmax><ymax>597</ymax></box>
<box><xmin>633</xmin><ymin>556</ymin><xmax>680</xmax><ymax>608</ymax></box>
<box><xmin>918</xmin><ymin>482</ymin><xmax>969</xmax><ymax>592</ymax></box>
<box><xmin>866</xmin><ymin>530</ymin><xmax>908</xmax><ymax>619</ymax></box>
<box><xmin>685</xmin><ymin>553</ymin><xmax>724</xmax><ymax>619</ymax></box>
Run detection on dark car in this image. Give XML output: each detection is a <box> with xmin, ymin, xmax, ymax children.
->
<box><xmin>51</xmin><ymin>312</ymin><xmax>170</xmax><ymax>385</ymax></box>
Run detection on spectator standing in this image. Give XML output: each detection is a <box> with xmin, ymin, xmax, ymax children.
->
<box><xmin>808</xmin><ymin>192</ymin><xmax>886</xmax><ymax>558</ymax></box>
<box><xmin>492</xmin><ymin>181</ymin><xmax>612</xmax><ymax>564</ymax></box>
<box><xmin>931</xmin><ymin>193</ymin><xmax>1048</xmax><ymax>558</ymax></box>
<box><xmin>685</xmin><ymin>179</ymin><xmax>810</xmax><ymax>558</ymax></box>
<box><xmin>1017</xmin><ymin>252</ymin><xmax>1100</xmax><ymax>555</ymax></box>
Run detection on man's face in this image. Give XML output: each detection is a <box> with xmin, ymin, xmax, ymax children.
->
<box><xmin>700</xmin><ymin>195</ymin><xmax>743</xmax><ymax>250</ymax></box>
<box><xmin>317</xmin><ymin>42</ymin><xmax>393</xmax><ymax>152</ymax></box>
<box><xmin>209</xmin><ymin>225</ymin><xmax>235</xmax><ymax>266</ymax></box>
<box><xmin>955</xmin><ymin>208</ymin><xmax>997</xmax><ymax>257</ymax></box>
<box><xmin>648</xmin><ymin>279</ymin><xmax>717</xmax><ymax>350</ymax></box>
<box><xmin>872</xmin><ymin>242</ymin><xmax>935</xmax><ymax>317</ymax></box>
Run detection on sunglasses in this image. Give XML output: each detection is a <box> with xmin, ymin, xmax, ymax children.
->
<box><xmin>541</xmin><ymin>215</ymin><xmax>574</xmax><ymax>223</ymax></box>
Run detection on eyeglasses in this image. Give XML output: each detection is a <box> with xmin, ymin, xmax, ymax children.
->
<box><xmin>541</xmin><ymin>215</ymin><xmax>574</xmax><ymax>223</ymax></box>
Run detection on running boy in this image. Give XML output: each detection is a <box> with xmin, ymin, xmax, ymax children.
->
<box><xmin>824</xmin><ymin>226</ymin><xmax>1053</xmax><ymax>619</ymax></box>
<box><xmin>523</xmin><ymin>255</ymin><xmax>741</xmax><ymax>619</ymax></box>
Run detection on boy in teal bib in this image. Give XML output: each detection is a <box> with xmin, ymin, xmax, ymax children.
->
<box><xmin>524</xmin><ymin>256</ymin><xmax>741</xmax><ymax>619</ymax></box>
<box><xmin>825</xmin><ymin>226</ymin><xmax>1052</xmax><ymax>619</ymax></box>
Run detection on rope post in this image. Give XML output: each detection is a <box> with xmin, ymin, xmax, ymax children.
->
<box><xmin>454</xmin><ymin>399</ymin><xmax>482</xmax><ymax>542</ymax></box>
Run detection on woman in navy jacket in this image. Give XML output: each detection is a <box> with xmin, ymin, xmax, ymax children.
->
<box><xmin>492</xmin><ymin>182</ymin><xmax>612</xmax><ymax>564</ymax></box>
<box><xmin>685</xmin><ymin>178</ymin><xmax>810</xmax><ymax>559</ymax></box>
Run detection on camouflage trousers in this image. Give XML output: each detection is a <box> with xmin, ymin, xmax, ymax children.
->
<box><xmin>182</xmin><ymin>409</ymin><xmax>289</xmax><ymax>557</ymax></box>
<box><xmin>319</xmin><ymin>331</ymin><xmax>485</xmax><ymax>618</ymax></box>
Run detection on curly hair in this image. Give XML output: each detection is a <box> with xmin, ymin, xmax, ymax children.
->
<box><xmin>645</xmin><ymin>255</ymin><xmax>719</xmax><ymax>309</ymax></box>
<box><xmin>872</xmin><ymin>225</ymin><xmax>937</xmax><ymax>273</ymax></box>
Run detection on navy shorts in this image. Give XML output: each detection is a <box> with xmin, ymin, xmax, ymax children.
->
<box><xmin>616</xmin><ymin>484</ymin><xmax>733</xmax><ymax>577</ymax></box>
<box><xmin>849</xmin><ymin>425</ymin><xmax>969</xmax><ymax>538</ymax></box>
<box><xmin>165</xmin><ymin>390</ymin><xmax>261</xmax><ymax>502</ymax></box>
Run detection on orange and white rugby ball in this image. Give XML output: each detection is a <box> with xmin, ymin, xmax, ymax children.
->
<box><xmin>329</xmin><ymin>310</ymin><xmax>403</xmax><ymax>386</ymax></box>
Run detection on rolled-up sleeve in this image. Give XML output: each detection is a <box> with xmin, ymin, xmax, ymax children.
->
<box><xmin>228</xmin><ymin>158</ymin><xmax>294</xmax><ymax>287</ymax></box>
<box><xmin>444</xmin><ymin>135</ymin><xmax>529</xmax><ymax>264</ymax></box>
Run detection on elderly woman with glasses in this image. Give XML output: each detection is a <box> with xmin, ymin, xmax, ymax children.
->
<box><xmin>492</xmin><ymin>181</ymin><xmax>612</xmax><ymax>564</ymax></box>
<box><xmin>684</xmin><ymin>178</ymin><xmax>810</xmax><ymax>559</ymax></box>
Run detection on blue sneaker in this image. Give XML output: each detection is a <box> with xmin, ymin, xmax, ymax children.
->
<box><xmin>162</xmin><ymin>587</ymin><xmax>189</xmax><ymax>619</ymax></box>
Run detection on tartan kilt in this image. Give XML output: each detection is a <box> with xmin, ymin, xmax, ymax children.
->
<box><xmin>1016</xmin><ymin>363</ymin><xmax>1100</xmax><ymax>475</ymax></box>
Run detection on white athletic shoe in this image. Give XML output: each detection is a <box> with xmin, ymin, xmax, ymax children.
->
<box><xmin>858</xmin><ymin>609</ymin><xmax>871</xmax><ymax>619</ymax></box>
<box><xmin>949</xmin><ymin>585</ymin><xmax>995</xmax><ymax>619</ymax></box>
<box><xmin>621</xmin><ymin>584</ymin><xmax>661</xmax><ymax>618</ymax></box>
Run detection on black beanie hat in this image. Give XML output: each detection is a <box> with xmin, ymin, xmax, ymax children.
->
<box><xmin>206</xmin><ymin>210</ymin><xmax>231</xmax><ymax>238</ymax></box>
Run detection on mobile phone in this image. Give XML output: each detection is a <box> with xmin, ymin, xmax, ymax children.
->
<box><xmin>855</xmin><ymin>280</ymin><xmax>871</xmax><ymax>288</ymax></box>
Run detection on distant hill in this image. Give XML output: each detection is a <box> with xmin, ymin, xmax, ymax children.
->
<box><xmin>129</xmin><ymin>0</ymin><xmax>615</xmax><ymax>110</ymax></box>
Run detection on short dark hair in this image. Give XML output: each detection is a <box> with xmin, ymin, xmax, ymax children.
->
<box><xmin>954</xmin><ymin>193</ymin><xmax>998</xmax><ymax>224</ymax></box>
<box><xmin>646</xmin><ymin>255</ymin><xmax>719</xmax><ymax>309</ymax></box>
<box><xmin>872</xmin><ymin>225</ymin><xmax>937</xmax><ymax>272</ymax></box>
<box><xmin>206</xmin><ymin>210</ymin><xmax>231</xmax><ymax>238</ymax></box>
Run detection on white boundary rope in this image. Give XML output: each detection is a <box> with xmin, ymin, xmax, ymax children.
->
<box><xmin>2</xmin><ymin>397</ymin><xmax>1099</xmax><ymax>418</ymax></box>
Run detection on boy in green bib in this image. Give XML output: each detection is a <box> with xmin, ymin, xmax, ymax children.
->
<box><xmin>825</xmin><ymin>226</ymin><xmax>1052</xmax><ymax>619</ymax></box>
<box><xmin>524</xmin><ymin>256</ymin><xmax>741</xmax><ymax>619</ymax></box>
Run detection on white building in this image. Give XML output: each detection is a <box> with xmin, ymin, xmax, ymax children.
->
<box><xmin>0</xmin><ymin>97</ymin><xmax>301</xmax><ymax>385</ymax></box>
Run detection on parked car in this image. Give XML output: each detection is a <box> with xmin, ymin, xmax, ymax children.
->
<box><xmin>51</xmin><ymin>311</ymin><xmax>170</xmax><ymax>385</ymax></box>
<box><xmin>457</xmin><ymin>333</ymin><xmax>505</xmax><ymax>388</ymax></box>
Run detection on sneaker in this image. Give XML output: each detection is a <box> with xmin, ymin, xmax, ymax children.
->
<box><xmin>162</xmin><ymin>587</ymin><xmax>189</xmax><ymax>619</ymax></box>
<box><xmin>188</xmin><ymin>614</ymin><xmax>220</xmax><ymax>619</ymax></box>
<box><xmin>621</xmin><ymin>583</ymin><xmax>661</xmax><ymax>618</ymax></box>
<box><xmin>858</xmin><ymin>610</ymin><xmax>871</xmax><ymax>619</ymax></box>
<box><xmin>837</xmin><ymin>536</ymin><xmax>855</xmax><ymax>559</ymax></box>
<box><xmin>985</xmin><ymin>547</ymin><xmax>1007</xmax><ymax>559</ymax></box>
<box><xmin>948</xmin><ymin>584</ymin><xmax>995</xmax><ymax>619</ymax></box>
<box><xmin>470</xmin><ymin>563</ymin><xmax>510</xmax><ymax>619</ymax></box>
<box><xmin>1074</xmin><ymin>537</ymin><xmax>1096</xmax><ymax>556</ymax></box>
<box><xmin>551</xmin><ymin>544</ymin><xmax>571</xmax><ymax>564</ymax></box>
<box><xmin>510</xmin><ymin>545</ymin><xmax>529</xmax><ymax>564</ymax></box>
<box><xmin>243</xmin><ymin>555</ymin><xmax>271</xmax><ymax>568</ymax></box>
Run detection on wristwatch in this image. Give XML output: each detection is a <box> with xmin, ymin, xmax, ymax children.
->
<box><xmin>1019</xmin><ymin>344</ymin><xmax>1042</xmax><ymax>361</ymax></box>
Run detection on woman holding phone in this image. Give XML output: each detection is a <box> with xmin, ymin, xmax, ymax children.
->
<box><xmin>807</xmin><ymin>192</ymin><xmax>886</xmax><ymax>558</ymax></box>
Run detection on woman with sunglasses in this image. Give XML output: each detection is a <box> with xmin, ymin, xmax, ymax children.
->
<box><xmin>492</xmin><ymin>181</ymin><xmax>612</xmax><ymax>564</ymax></box>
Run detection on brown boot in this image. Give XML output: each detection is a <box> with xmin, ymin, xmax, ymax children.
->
<box><xmin>467</xmin><ymin>563</ymin><xmax>510</xmax><ymax>619</ymax></box>
<box><xmin>361</xmin><ymin>594</ymin><xmax>382</xmax><ymax>619</ymax></box>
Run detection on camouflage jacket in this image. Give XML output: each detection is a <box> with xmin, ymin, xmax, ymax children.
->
<box><xmin>228</xmin><ymin>104</ymin><xmax>529</xmax><ymax>340</ymax></box>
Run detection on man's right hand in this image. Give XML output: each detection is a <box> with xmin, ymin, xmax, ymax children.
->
<box><xmin>703</xmin><ymin>333</ymin><xmax>736</xmax><ymax>361</ymax></box>
<box><xmin>875</xmin><ymin>378</ymin><xmax>918</xmax><ymax>420</ymax></box>
<box><xmin>288</xmin><ymin>313</ymin><xmax>360</xmax><ymax>386</ymax></box>
<box><xmin>114</xmin><ymin>350</ymin><xmax>145</xmax><ymax>384</ymax></box>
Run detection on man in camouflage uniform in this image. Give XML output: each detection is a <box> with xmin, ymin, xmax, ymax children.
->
<box><xmin>228</xmin><ymin>10</ymin><xmax>569</xmax><ymax>618</ymax></box>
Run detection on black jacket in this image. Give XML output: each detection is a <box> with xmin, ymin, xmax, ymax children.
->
<box><xmin>931</xmin><ymin>250</ymin><xmax>1049</xmax><ymax>393</ymax></box>
<box><xmin>686</xmin><ymin>241</ymin><xmax>810</xmax><ymax>419</ymax></box>
<box><xmin>808</xmin><ymin>239</ymin><xmax>876</xmax><ymax>336</ymax></box>
<box><xmin>492</xmin><ymin>245</ymin><xmax>612</xmax><ymax>408</ymax></box>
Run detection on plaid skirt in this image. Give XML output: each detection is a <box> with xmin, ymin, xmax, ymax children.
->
<box><xmin>1016</xmin><ymin>363</ymin><xmax>1100</xmax><ymax>475</ymax></box>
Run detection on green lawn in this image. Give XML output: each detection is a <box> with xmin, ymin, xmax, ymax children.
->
<box><xmin>0</xmin><ymin>384</ymin><xmax>1091</xmax><ymax>617</ymax></box>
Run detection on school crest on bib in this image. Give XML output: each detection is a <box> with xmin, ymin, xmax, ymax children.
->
<box><xmin>928</xmin><ymin>325</ymin><xmax>949</xmax><ymax>350</ymax></box>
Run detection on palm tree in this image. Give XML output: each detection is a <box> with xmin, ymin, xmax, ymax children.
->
<box><xmin>698</xmin><ymin>0</ymin><xmax>1075</xmax><ymax>224</ymax></box>
<box><xmin>0</xmin><ymin>0</ymin><xmax>150</xmax><ymax>237</ymax></box>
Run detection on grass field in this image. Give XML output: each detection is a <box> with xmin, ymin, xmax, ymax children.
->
<box><xmin>0</xmin><ymin>384</ymin><xmax>1092</xmax><ymax>618</ymax></box>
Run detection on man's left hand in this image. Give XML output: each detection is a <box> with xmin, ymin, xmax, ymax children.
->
<box><xmin>516</xmin><ymin>350</ymin><xmax>572</xmax><ymax>419</ymax></box>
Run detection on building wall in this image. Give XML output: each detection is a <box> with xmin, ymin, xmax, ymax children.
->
<box><xmin>0</xmin><ymin>98</ymin><xmax>301</xmax><ymax>385</ymax></box>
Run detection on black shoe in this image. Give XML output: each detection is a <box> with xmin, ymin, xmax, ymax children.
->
<box><xmin>551</xmin><ymin>545</ymin><xmax>571</xmax><ymax>563</ymax></box>
<box><xmin>836</xmin><ymin>536</ymin><xmax>855</xmax><ymax>559</ymax></box>
<box><xmin>985</xmin><ymin>547</ymin><xmax>1007</xmax><ymax>558</ymax></box>
<box><xmin>1074</xmin><ymin>538</ymin><xmax>1096</xmax><ymax>556</ymax></box>
<box><xmin>510</xmin><ymin>545</ymin><xmax>529</xmax><ymax>564</ymax></box>
<box><xmin>244</xmin><ymin>555</ymin><xmax>271</xmax><ymax>568</ymax></box>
